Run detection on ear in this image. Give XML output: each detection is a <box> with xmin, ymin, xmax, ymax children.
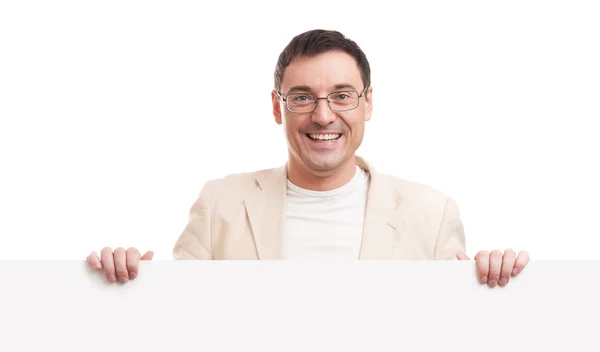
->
<box><xmin>272</xmin><ymin>90</ymin><xmax>283</xmax><ymax>125</ymax></box>
<box><xmin>364</xmin><ymin>86</ymin><xmax>373</xmax><ymax>122</ymax></box>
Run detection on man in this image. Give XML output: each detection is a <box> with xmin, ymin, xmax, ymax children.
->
<box><xmin>87</xmin><ymin>29</ymin><xmax>529</xmax><ymax>288</ymax></box>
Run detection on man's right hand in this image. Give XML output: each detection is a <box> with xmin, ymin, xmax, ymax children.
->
<box><xmin>87</xmin><ymin>247</ymin><xmax>154</xmax><ymax>283</ymax></box>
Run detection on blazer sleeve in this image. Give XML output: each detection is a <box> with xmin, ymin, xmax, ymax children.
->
<box><xmin>434</xmin><ymin>197</ymin><xmax>466</xmax><ymax>260</ymax></box>
<box><xmin>172</xmin><ymin>181</ymin><xmax>214</xmax><ymax>260</ymax></box>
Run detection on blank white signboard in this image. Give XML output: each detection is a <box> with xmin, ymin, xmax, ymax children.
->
<box><xmin>0</xmin><ymin>261</ymin><xmax>598</xmax><ymax>352</ymax></box>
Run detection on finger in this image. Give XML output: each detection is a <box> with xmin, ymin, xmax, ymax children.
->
<box><xmin>474</xmin><ymin>250</ymin><xmax>489</xmax><ymax>284</ymax></box>
<box><xmin>126</xmin><ymin>248</ymin><xmax>141</xmax><ymax>279</ymax></box>
<box><xmin>86</xmin><ymin>251</ymin><xmax>102</xmax><ymax>270</ymax></box>
<box><xmin>499</xmin><ymin>249</ymin><xmax>516</xmax><ymax>286</ymax></box>
<box><xmin>101</xmin><ymin>247</ymin><xmax>117</xmax><ymax>283</ymax></box>
<box><xmin>487</xmin><ymin>249</ymin><xmax>503</xmax><ymax>288</ymax></box>
<box><xmin>512</xmin><ymin>251</ymin><xmax>530</xmax><ymax>276</ymax></box>
<box><xmin>113</xmin><ymin>247</ymin><xmax>129</xmax><ymax>283</ymax></box>
<box><xmin>141</xmin><ymin>251</ymin><xmax>154</xmax><ymax>260</ymax></box>
<box><xmin>456</xmin><ymin>253</ymin><xmax>470</xmax><ymax>260</ymax></box>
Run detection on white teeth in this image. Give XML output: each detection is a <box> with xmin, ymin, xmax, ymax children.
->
<box><xmin>308</xmin><ymin>133</ymin><xmax>341</xmax><ymax>141</ymax></box>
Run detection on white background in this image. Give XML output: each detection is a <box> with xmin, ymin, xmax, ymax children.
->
<box><xmin>1</xmin><ymin>1</ymin><xmax>599</xmax><ymax>260</ymax></box>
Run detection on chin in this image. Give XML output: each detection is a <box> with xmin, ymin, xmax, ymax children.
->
<box><xmin>302</xmin><ymin>153</ymin><xmax>348</xmax><ymax>172</ymax></box>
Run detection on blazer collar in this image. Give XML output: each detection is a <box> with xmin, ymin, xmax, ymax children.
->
<box><xmin>244</xmin><ymin>156</ymin><xmax>404</xmax><ymax>260</ymax></box>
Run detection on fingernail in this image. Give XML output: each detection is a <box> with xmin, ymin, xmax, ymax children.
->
<box><xmin>512</xmin><ymin>268</ymin><xmax>520</xmax><ymax>275</ymax></box>
<box><xmin>119</xmin><ymin>276</ymin><xmax>128</xmax><ymax>283</ymax></box>
<box><xmin>489</xmin><ymin>279</ymin><xmax>498</xmax><ymax>287</ymax></box>
<box><xmin>480</xmin><ymin>276</ymin><xmax>488</xmax><ymax>283</ymax></box>
<box><xmin>130</xmin><ymin>271</ymin><xmax>137</xmax><ymax>279</ymax></box>
<box><xmin>93</xmin><ymin>262</ymin><xmax>101</xmax><ymax>269</ymax></box>
<box><xmin>108</xmin><ymin>274</ymin><xmax>117</xmax><ymax>282</ymax></box>
<box><xmin>499</xmin><ymin>278</ymin><xmax>508</xmax><ymax>286</ymax></box>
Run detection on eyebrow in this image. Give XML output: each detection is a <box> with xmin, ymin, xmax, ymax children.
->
<box><xmin>286</xmin><ymin>83</ymin><xmax>359</xmax><ymax>94</ymax></box>
<box><xmin>332</xmin><ymin>83</ymin><xmax>358</xmax><ymax>91</ymax></box>
<box><xmin>286</xmin><ymin>85</ymin><xmax>312</xmax><ymax>94</ymax></box>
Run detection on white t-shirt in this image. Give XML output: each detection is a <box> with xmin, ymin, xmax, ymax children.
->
<box><xmin>283</xmin><ymin>165</ymin><xmax>370</xmax><ymax>260</ymax></box>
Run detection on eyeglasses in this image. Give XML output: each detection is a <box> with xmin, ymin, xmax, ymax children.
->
<box><xmin>276</xmin><ymin>86</ymin><xmax>369</xmax><ymax>113</ymax></box>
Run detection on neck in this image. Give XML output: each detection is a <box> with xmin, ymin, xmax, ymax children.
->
<box><xmin>286</xmin><ymin>155</ymin><xmax>357</xmax><ymax>191</ymax></box>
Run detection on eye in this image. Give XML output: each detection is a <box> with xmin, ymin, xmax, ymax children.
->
<box><xmin>291</xmin><ymin>94</ymin><xmax>315</xmax><ymax>104</ymax></box>
<box><xmin>331</xmin><ymin>92</ymin><xmax>351</xmax><ymax>101</ymax></box>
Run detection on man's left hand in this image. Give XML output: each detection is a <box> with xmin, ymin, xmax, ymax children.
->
<box><xmin>456</xmin><ymin>249</ymin><xmax>529</xmax><ymax>288</ymax></box>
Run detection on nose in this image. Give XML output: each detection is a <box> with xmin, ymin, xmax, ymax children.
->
<box><xmin>311</xmin><ymin>98</ymin><xmax>337</xmax><ymax>126</ymax></box>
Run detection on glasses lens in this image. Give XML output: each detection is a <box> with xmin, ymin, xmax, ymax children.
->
<box><xmin>328</xmin><ymin>91</ymin><xmax>359</xmax><ymax>111</ymax></box>
<box><xmin>287</xmin><ymin>94</ymin><xmax>317</xmax><ymax>113</ymax></box>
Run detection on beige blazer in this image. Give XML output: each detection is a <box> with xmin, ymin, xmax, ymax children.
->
<box><xmin>172</xmin><ymin>156</ymin><xmax>466</xmax><ymax>260</ymax></box>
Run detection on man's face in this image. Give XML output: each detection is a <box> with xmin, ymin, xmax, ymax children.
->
<box><xmin>272</xmin><ymin>51</ymin><xmax>373</xmax><ymax>174</ymax></box>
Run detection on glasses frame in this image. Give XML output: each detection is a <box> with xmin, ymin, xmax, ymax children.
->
<box><xmin>276</xmin><ymin>85</ymin><xmax>369</xmax><ymax>113</ymax></box>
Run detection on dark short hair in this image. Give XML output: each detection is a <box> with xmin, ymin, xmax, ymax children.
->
<box><xmin>274</xmin><ymin>29</ymin><xmax>371</xmax><ymax>93</ymax></box>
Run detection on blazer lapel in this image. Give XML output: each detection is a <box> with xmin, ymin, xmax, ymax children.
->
<box><xmin>243</xmin><ymin>166</ymin><xmax>287</xmax><ymax>260</ymax></box>
<box><xmin>357</xmin><ymin>157</ymin><xmax>404</xmax><ymax>259</ymax></box>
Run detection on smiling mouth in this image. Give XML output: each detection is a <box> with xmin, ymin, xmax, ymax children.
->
<box><xmin>306</xmin><ymin>133</ymin><xmax>342</xmax><ymax>141</ymax></box>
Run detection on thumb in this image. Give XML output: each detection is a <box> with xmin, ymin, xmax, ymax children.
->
<box><xmin>141</xmin><ymin>251</ymin><xmax>154</xmax><ymax>260</ymax></box>
<box><xmin>456</xmin><ymin>253</ymin><xmax>470</xmax><ymax>260</ymax></box>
